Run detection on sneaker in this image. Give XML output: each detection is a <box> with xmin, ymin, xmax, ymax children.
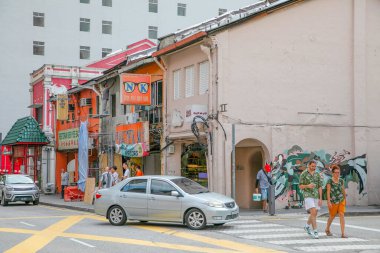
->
<box><xmin>304</xmin><ymin>225</ymin><xmax>312</xmax><ymax>236</ymax></box>
<box><xmin>312</xmin><ymin>231</ymin><xmax>319</xmax><ymax>239</ymax></box>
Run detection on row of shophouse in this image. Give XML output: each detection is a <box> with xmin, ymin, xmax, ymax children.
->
<box><xmin>1</xmin><ymin>0</ymin><xmax>379</xmax><ymax>209</ymax></box>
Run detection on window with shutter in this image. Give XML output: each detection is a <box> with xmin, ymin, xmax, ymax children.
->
<box><xmin>173</xmin><ymin>70</ymin><xmax>181</xmax><ymax>100</ymax></box>
<box><xmin>199</xmin><ymin>61</ymin><xmax>209</xmax><ymax>95</ymax></box>
<box><xmin>185</xmin><ymin>66</ymin><xmax>194</xmax><ymax>98</ymax></box>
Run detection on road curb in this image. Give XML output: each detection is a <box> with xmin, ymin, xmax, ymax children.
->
<box><xmin>40</xmin><ymin>202</ymin><xmax>95</xmax><ymax>213</ymax></box>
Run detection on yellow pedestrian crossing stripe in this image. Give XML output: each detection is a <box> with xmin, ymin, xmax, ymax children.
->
<box><xmin>0</xmin><ymin>214</ymin><xmax>284</xmax><ymax>253</ymax></box>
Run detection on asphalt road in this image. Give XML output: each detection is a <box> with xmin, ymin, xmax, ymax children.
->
<box><xmin>1</xmin><ymin>203</ymin><xmax>380</xmax><ymax>253</ymax></box>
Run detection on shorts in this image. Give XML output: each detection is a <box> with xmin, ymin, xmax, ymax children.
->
<box><xmin>329</xmin><ymin>200</ymin><xmax>346</xmax><ymax>216</ymax></box>
<box><xmin>304</xmin><ymin>198</ymin><xmax>320</xmax><ymax>211</ymax></box>
<box><xmin>260</xmin><ymin>188</ymin><xmax>268</xmax><ymax>201</ymax></box>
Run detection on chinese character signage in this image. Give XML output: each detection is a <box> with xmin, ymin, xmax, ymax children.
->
<box><xmin>58</xmin><ymin>128</ymin><xmax>79</xmax><ymax>150</ymax></box>
<box><xmin>120</xmin><ymin>74</ymin><xmax>151</xmax><ymax>105</ymax></box>
<box><xmin>57</xmin><ymin>94</ymin><xmax>68</xmax><ymax>120</ymax></box>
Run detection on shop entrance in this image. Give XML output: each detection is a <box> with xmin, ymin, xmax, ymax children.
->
<box><xmin>181</xmin><ymin>143</ymin><xmax>208</xmax><ymax>187</ymax></box>
<box><xmin>234</xmin><ymin>139</ymin><xmax>268</xmax><ymax>209</ymax></box>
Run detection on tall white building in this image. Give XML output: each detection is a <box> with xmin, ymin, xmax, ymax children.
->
<box><xmin>0</xmin><ymin>0</ymin><xmax>258</xmax><ymax>136</ymax></box>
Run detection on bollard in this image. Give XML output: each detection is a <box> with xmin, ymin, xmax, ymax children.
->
<box><xmin>268</xmin><ymin>184</ymin><xmax>276</xmax><ymax>216</ymax></box>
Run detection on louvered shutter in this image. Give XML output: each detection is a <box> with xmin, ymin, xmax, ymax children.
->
<box><xmin>173</xmin><ymin>70</ymin><xmax>180</xmax><ymax>100</ymax></box>
<box><xmin>199</xmin><ymin>61</ymin><xmax>209</xmax><ymax>95</ymax></box>
<box><xmin>185</xmin><ymin>66</ymin><xmax>194</xmax><ymax>97</ymax></box>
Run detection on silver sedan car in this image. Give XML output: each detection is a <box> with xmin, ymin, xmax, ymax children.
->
<box><xmin>94</xmin><ymin>176</ymin><xmax>239</xmax><ymax>230</ymax></box>
<box><xmin>0</xmin><ymin>174</ymin><xmax>40</xmax><ymax>206</ymax></box>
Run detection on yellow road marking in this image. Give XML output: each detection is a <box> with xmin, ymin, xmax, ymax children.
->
<box><xmin>0</xmin><ymin>228</ymin><xmax>38</xmax><ymax>235</ymax></box>
<box><xmin>4</xmin><ymin>215</ymin><xmax>85</xmax><ymax>253</ymax></box>
<box><xmin>0</xmin><ymin>215</ymin><xmax>70</xmax><ymax>220</ymax></box>
<box><xmin>139</xmin><ymin>225</ymin><xmax>285</xmax><ymax>253</ymax></box>
<box><xmin>61</xmin><ymin>232</ymin><xmax>236</xmax><ymax>253</ymax></box>
<box><xmin>84</xmin><ymin>215</ymin><xmax>108</xmax><ymax>222</ymax></box>
<box><xmin>39</xmin><ymin>205</ymin><xmax>88</xmax><ymax>214</ymax></box>
<box><xmin>2</xmin><ymin>214</ymin><xmax>283</xmax><ymax>253</ymax></box>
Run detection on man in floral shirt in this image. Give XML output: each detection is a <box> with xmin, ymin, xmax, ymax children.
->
<box><xmin>300</xmin><ymin>161</ymin><xmax>323</xmax><ymax>239</ymax></box>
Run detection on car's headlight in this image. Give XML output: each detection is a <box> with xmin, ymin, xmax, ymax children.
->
<box><xmin>5</xmin><ymin>186</ymin><xmax>14</xmax><ymax>191</ymax></box>
<box><xmin>204</xmin><ymin>201</ymin><xmax>225</xmax><ymax>208</ymax></box>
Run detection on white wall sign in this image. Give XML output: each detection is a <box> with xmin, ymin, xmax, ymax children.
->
<box><xmin>185</xmin><ymin>104</ymin><xmax>208</xmax><ymax>123</ymax></box>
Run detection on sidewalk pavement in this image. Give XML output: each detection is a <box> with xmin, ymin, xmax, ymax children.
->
<box><xmin>39</xmin><ymin>194</ymin><xmax>380</xmax><ymax>217</ymax></box>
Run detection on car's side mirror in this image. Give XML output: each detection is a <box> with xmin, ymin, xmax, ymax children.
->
<box><xmin>171</xmin><ymin>191</ymin><xmax>180</xmax><ymax>197</ymax></box>
<box><xmin>34</xmin><ymin>181</ymin><xmax>39</xmax><ymax>185</ymax></box>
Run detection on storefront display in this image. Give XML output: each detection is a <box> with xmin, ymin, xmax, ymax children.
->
<box><xmin>181</xmin><ymin>144</ymin><xmax>208</xmax><ymax>187</ymax></box>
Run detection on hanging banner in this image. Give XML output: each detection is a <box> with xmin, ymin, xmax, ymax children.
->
<box><xmin>116</xmin><ymin>143</ymin><xmax>149</xmax><ymax>157</ymax></box>
<box><xmin>57</xmin><ymin>94</ymin><xmax>68</xmax><ymax>120</ymax></box>
<box><xmin>120</xmin><ymin>74</ymin><xmax>151</xmax><ymax>105</ymax></box>
<box><xmin>58</xmin><ymin>128</ymin><xmax>79</xmax><ymax>150</ymax></box>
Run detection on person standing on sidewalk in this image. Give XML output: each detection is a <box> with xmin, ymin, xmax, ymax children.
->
<box><xmin>135</xmin><ymin>164</ymin><xmax>144</xmax><ymax>176</ymax></box>
<box><xmin>300</xmin><ymin>160</ymin><xmax>323</xmax><ymax>239</ymax></box>
<box><xmin>122</xmin><ymin>162</ymin><xmax>130</xmax><ymax>180</ymax></box>
<box><xmin>255</xmin><ymin>167</ymin><xmax>271</xmax><ymax>213</ymax></box>
<box><xmin>60</xmin><ymin>168</ymin><xmax>69</xmax><ymax>199</ymax></box>
<box><xmin>111</xmin><ymin>166</ymin><xmax>119</xmax><ymax>186</ymax></box>
<box><xmin>325</xmin><ymin>164</ymin><xmax>347</xmax><ymax>238</ymax></box>
<box><xmin>99</xmin><ymin>166</ymin><xmax>112</xmax><ymax>189</ymax></box>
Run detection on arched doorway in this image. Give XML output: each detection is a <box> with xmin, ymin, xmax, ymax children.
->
<box><xmin>234</xmin><ymin>139</ymin><xmax>269</xmax><ymax>209</ymax></box>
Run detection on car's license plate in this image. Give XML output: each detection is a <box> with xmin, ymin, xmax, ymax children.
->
<box><xmin>20</xmin><ymin>198</ymin><xmax>29</xmax><ymax>201</ymax></box>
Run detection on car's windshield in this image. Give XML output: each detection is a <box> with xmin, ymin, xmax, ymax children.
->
<box><xmin>6</xmin><ymin>175</ymin><xmax>34</xmax><ymax>184</ymax></box>
<box><xmin>171</xmin><ymin>178</ymin><xmax>209</xmax><ymax>194</ymax></box>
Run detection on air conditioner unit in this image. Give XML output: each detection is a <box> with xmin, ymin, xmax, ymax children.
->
<box><xmin>168</xmin><ymin>145</ymin><xmax>175</xmax><ymax>154</ymax></box>
<box><xmin>80</xmin><ymin>98</ymin><xmax>92</xmax><ymax>107</ymax></box>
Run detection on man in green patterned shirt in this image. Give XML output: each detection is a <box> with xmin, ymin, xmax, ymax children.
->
<box><xmin>299</xmin><ymin>161</ymin><xmax>323</xmax><ymax>239</ymax></box>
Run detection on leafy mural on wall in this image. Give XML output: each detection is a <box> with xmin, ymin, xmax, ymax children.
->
<box><xmin>270</xmin><ymin>145</ymin><xmax>367</xmax><ymax>207</ymax></box>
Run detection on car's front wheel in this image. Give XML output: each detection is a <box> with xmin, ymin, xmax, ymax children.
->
<box><xmin>108</xmin><ymin>206</ymin><xmax>127</xmax><ymax>226</ymax></box>
<box><xmin>1</xmin><ymin>195</ymin><xmax>8</xmax><ymax>206</ymax></box>
<box><xmin>185</xmin><ymin>208</ymin><xmax>206</xmax><ymax>230</ymax></box>
<box><xmin>33</xmin><ymin>199</ymin><xmax>39</xmax><ymax>205</ymax></box>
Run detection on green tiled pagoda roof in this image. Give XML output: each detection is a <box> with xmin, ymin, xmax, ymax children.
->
<box><xmin>1</xmin><ymin>116</ymin><xmax>49</xmax><ymax>145</ymax></box>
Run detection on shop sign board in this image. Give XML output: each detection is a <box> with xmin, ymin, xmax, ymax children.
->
<box><xmin>57</xmin><ymin>94</ymin><xmax>68</xmax><ymax>120</ymax></box>
<box><xmin>185</xmin><ymin>104</ymin><xmax>208</xmax><ymax>123</ymax></box>
<box><xmin>58</xmin><ymin>128</ymin><xmax>79</xmax><ymax>150</ymax></box>
<box><xmin>115</xmin><ymin>122</ymin><xmax>149</xmax><ymax>150</ymax></box>
<box><xmin>116</xmin><ymin>143</ymin><xmax>149</xmax><ymax>157</ymax></box>
<box><xmin>120</xmin><ymin>74</ymin><xmax>151</xmax><ymax>105</ymax></box>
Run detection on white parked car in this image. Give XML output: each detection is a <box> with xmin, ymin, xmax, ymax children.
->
<box><xmin>0</xmin><ymin>174</ymin><xmax>40</xmax><ymax>206</ymax></box>
<box><xmin>94</xmin><ymin>175</ymin><xmax>239</xmax><ymax>230</ymax></box>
